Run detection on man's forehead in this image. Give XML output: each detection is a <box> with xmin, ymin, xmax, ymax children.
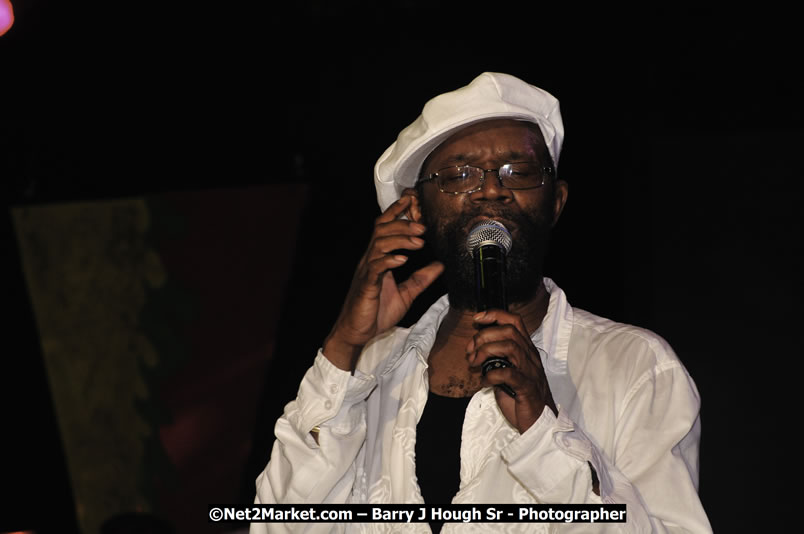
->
<box><xmin>425</xmin><ymin>119</ymin><xmax>547</xmax><ymax>167</ymax></box>
<box><xmin>438</xmin><ymin>149</ymin><xmax>536</xmax><ymax>166</ymax></box>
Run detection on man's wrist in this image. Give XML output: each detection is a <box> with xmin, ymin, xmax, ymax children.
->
<box><xmin>322</xmin><ymin>334</ymin><xmax>363</xmax><ymax>372</ymax></box>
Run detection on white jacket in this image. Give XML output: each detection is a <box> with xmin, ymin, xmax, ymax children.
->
<box><xmin>252</xmin><ymin>279</ymin><xmax>712</xmax><ymax>533</ymax></box>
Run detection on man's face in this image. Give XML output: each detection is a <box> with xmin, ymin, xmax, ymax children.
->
<box><xmin>415</xmin><ymin>119</ymin><xmax>568</xmax><ymax>310</ymax></box>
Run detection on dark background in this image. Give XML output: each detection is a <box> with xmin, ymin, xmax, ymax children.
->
<box><xmin>2</xmin><ymin>1</ymin><xmax>800</xmax><ymax>532</ymax></box>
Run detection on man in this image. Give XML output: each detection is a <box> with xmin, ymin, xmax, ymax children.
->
<box><xmin>252</xmin><ymin>73</ymin><xmax>711</xmax><ymax>533</ymax></box>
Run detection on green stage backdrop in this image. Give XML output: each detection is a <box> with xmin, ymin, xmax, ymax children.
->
<box><xmin>11</xmin><ymin>184</ymin><xmax>308</xmax><ymax>534</ymax></box>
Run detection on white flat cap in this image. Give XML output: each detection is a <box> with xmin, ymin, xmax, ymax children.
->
<box><xmin>374</xmin><ymin>72</ymin><xmax>564</xmax><ymax>211</ymax></box>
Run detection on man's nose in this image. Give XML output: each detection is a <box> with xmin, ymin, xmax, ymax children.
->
<box><xmin>472</xmin><ymin>170</ymin><xmax>514</xmax><ymax>202</ymax></box>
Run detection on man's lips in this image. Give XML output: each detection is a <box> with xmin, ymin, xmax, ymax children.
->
<box><xmin>464</xmin><ymin>215</ymin><xmax>518</xmax><ymax>235</ymax></box>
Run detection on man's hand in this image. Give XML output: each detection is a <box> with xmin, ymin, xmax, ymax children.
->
<box><xmin>466</xmin><ymin>310</ymin><xmax>557</xmax><ymax>433</ymax></box>
<box><xmin>322</xmin><ymin>194</ymin><xmax>444</xmax><ymax>372</ymax></box>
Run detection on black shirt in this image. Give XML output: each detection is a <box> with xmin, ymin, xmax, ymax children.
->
<box><xmin>415</xmin><ymin>390</ymin><xmax>472</xmax><ymax>533</ymax></box>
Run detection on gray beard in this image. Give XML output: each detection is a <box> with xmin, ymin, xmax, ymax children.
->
<box><xmin>420</xmin><ymin>204</ymin><xmax>553</xmax><ymax>311</ymax></box>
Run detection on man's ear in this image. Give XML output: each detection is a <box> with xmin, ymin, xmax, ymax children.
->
<box><xmin>401</xmin><ymin>187</ymin><xmax>422</xmax><ymax>223</ymax></box>
<box><xmin>551</xmin><ymin>179</ymin><xmax>569</xmax><ymax>227</ymax></box>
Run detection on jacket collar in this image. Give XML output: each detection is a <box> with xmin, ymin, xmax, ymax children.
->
<box><xmin>540</xmin><ymin>277</ymin><xmax>573</xmax><ymax>374</ymax></box>
<box><xmin>397</xmin><ymin>277</ymin><xmax>573</xmax><ymax>375</ymax></box>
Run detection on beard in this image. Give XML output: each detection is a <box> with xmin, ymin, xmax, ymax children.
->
<box><xmin>420</xmin><ymin>198</ymin><xmax>554</xmax><ymax>311</ymax></box>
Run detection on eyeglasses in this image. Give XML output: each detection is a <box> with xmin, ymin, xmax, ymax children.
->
<box><xmin>418</xmin><ymin>161</ymin><xmax>555</xmax><ymax>194</ymax></box>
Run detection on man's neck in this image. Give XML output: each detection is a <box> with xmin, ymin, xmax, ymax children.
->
<box><xmin>426</xmin><ymin>280</ymin><xmax>551</xmax><ymax>397</ymax></box>
<box><xmin>440</xmin><ymin>279</ymin><xmax>551</xmax><ymax>340</ymax></box>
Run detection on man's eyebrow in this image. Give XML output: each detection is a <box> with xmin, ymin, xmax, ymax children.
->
<box><xmin>439</xmin><ymin>154</ymin><xmax>469</xmax><ymax>166</ymax></box>
<box><xmin>502</xmin><ymin>150</ymin><xmax>529</xmax><ymax>161</ymax></box>
<box><xmin>439</xmin><ymin>150</ymin><xmax>532</xmax><ymax>166</ymax></box>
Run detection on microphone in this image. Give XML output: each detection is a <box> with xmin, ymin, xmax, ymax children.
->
<box><xmin>466</xmin><ymin>220</ymin><xmax>516</xmax><ymax>398</ymax></box>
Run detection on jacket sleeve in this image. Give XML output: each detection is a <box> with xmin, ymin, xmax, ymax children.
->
<box><xmin>501</xmin><ymin>362</ymin><xmax>712</xmax><ymax>533</ymax></box>
<box><xmin>250</xmin><ymin>350</ymin><xmax>378</xmax><ymax>534</ymax></box>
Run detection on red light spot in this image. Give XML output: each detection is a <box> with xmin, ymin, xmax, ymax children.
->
<box><xmin>0</xmin><ymin>0</ymin><xmax>13</xmax><ymax>37</ymax></box>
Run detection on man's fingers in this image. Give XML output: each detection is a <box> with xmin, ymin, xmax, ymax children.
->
<box><xmin>473</xmin><ymin>309</ymin><xmax>530</xmax><ymax>339</ymax></box>
<box><xmin>482</xmin><ymin>365</ymin><xmax>522</xmax><ymax>388</ymax></box>
<box><xmin>396</xmin><ymin>261</ymin><xmax>445</xmax><ymax>304</ymax></box>
<box><xmin>376</xmin><ymin>195</ymin><xmax>413</xmax><ymax>224</ymax></box>
<box><xmin>466</xmin><ymin>324</ymin><xmax>524</xmax><ymax>354</ymax></box>
<box><xmin>363</xmin><ymin>255</ymin><xmax>408</xmax><ymax>288</ymax></box>
<box><xmin>367</xmin><ymin>234</ymin><xmax>426</xmax><ymax>262</ymax></box>
<box><xmin>374</xmin><ymin>219</ymin><xmax>426</xmax><ymax>239</ymax></box>
<box><xmin>468</xmin><ymin>339</ymin><xmax>525</xmax><ymax>369</ymax></box>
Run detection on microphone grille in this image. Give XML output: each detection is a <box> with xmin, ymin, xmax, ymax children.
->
<box><xmin>466</xmin><ymin>220</ymin><xmax>513</xmax><ymax>255</ymax></box>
